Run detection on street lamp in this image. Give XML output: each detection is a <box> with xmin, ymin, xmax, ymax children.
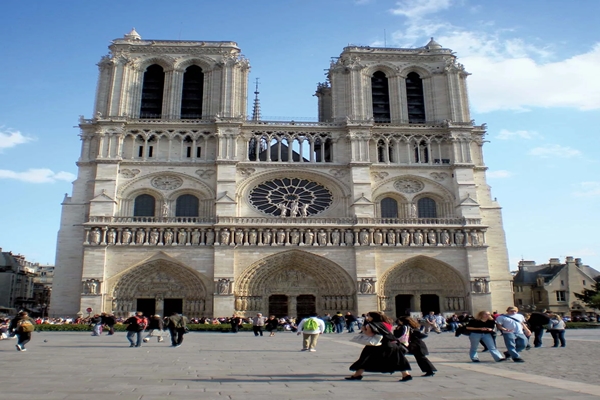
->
<box><xmin>41</xmin><ymin>303</ymin><xmax>47</xmax><ymax>319</ymax></box>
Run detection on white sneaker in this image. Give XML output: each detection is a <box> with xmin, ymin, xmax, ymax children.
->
<box><xmin>309</xmin><ymin>349</ymin><xmax>316</xmax><ymax>352</ymax></box>
<box><xmin>20</xmin><ymin>348</ymin><xmax>27</xmax><ymax>352</ymax></box>
<box><xmin>15</xmin><ymin>344</ymin><xmax>21</xmax><ymax>351</ymax></box>
<box><xmin>143</xmin><ymin>338</ymin><xmax>150</xmax><ymax>343</ymax></box>
<box><xmin>158</xmin><ymin>338</ymin><xmax>164</xmax><ymax>342</ymax></box>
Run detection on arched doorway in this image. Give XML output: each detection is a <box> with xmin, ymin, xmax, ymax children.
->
<box><xmin>380</xmin><ymin>256</ymin><xmax>467</xmax><ymax>317</ymax></box>
<box><xmin>235</xmin><ymin>250</ymin><xmax>356</xmax><ymax>318</ymax></box>
<box><xmin>110</xmin><ymin>259</ymin><xmax>209</xmax><ymax>318</ymax></box>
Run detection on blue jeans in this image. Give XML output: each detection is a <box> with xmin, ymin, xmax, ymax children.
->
<box><xmin>449</xmin><ymin>322</ymin><xmax>459</xmax><ymax>332</ymax></box>
<box><xmin>469</xmin><ymin>333</ymin><xmax>504</xmax><ymax>361</ymax></box>
<box><xmin>335</xmin><ymin>323</ymin><xmax>344</xmax><ymax>333</ymax></box>
<box><xmin>127</xmin><ymin>330</ymin><xmax>143</xmax><ymax>347</ymax></box>
<box><xmin>550</xmin><ymin>330</ymin><xmax>566</xmax><ymax>347</ymax></box>
<box><xmin>502</xmin><ymin>332</ymin><xmax>527</xmax><ymax>359</ymax></box>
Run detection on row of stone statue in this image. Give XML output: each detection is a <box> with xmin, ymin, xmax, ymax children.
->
<box><xmin>234</xmin><ymin>295</ymin><xmax>355</xmax><ymax>312</ymax></box>
<box><xmin>85</xmin><ymin>227</ymin><xmax>485</xmax><ymax>247</ymax></box>
<box><xmin>111</xmin><ymin>298</ymin><xmax>206</xmax><ymax>317</ymax></box>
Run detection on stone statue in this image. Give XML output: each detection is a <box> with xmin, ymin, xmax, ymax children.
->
<box><xmin>359</xmin><ymin>230</ymin><xmax>369</xmax><ymax>245</ymax></box>
<box><xmin>163</xmin><ymin>230</ymin><xmax>173</xmax><ymax>245</ymax></box>
<box><xmin>360</xmin><ymin>278</ymin><xmax>374</xmax><ymax>294</ymax></box>
<box><xmin>235</xmin><ymin>230</ymin><xmax>244</xmax><ymax>245</ymax></box>
<box><xmin>235</xmin><ymin>297</ymin><xmax>242</xmax><ymax>310</ymax></box>
<box><xmin>304</xmin><ymin>230</ymin><xmax>314</xmax><ymax>245</ymax></box>
<box><xmin>410</xmin><ymin>203</ymin><xmax>417</xmax><ymax>218</ymax></box>
<box><xmin>344</xmin><ymin>231</ymin><xmax>354</xmax><ymax>245</ymax></box>
<box><xmin>276</xmin><ymin>230</ymin><xmax>286</xmax><ymax>245</ymax></box>
<box><xmin>300</xmin><ymin>203</ymin><xmax>309</xmax><ymax>217</ymax></box>
<box><xmin>263</xmin><ymin>230</ymin><xmax>272</xmax><ymax>245</ymax></box>
<box><xmin>289</xmin><ymin>200</ymin><xmax>300</xmax><ymax>217</ymax></box>
<box><xmin>441</xmin><ymin>230</ymin><xmax>450</xmax><ymax>245</ymax></box>
<box><xmin>135</xmin><ymin>229</ymin><xmax>145</xmax><ymax>244</ymax></box>
<box><xmin>470</xmin><ymin>231</ymin><xmax>479</xmax><ymax>246</ymax></box>
<box><xmin>379</xmin><ymin>296</ymin><xmax>387</xmax><ymax>311</ymax></box>
<box><xmin>401</xmin><ymin>231</ymin><xmax>410</xmax><ymax>246</ymax></box>
<box><xmin>206</xmin><ymin>230</ymin><xmax>215</xmax><ymax>245</ymax></box>
<box><xmin>191</xmin><ymin>229</ymin><xmax>201</xmax><ymax>245</ymax></box>
<box><xmin>162</xmin><ymin>203</ymin><xmax>169</xmax><ymax>217</ymax></box>
<box><xmin>373</xmin><ymin>230</ymin><xmax>383</xmax><ymax>245</ymax></box>
<box><xmin>387</xmin><ymin>231</ymin><xmax>396</xmax><ymax>245</ymax></box>
<box><xmin>331</xmin><ymin>230</ymin><xmax>340</xmax><ymax>245</ymax></box>
<box><xmin>149</xmin><ymin>229</ymin><xmax>159</xmax><ymax>245</ymax></box>
<box><xmin>414</xmin><ymin>231</ymin><xmax>424</xmax><ymax>245</ymax></box>
<box><xmin>290</xmin><ymin>230</ymin><xmax>300</xmax><ymax>245</ymax></box>
<box><xmin>220</xmin><ymin>229</ymin><xmax>230</xmax><ymax>245</ymax></box>
<box><xmin>249</xmin><ymin>230</ymin><xmax>258</xmax><ymax>245</ymax></box>
<box><xmin>90</xmin><ymin>229</ymin><xmax>101</xmax><ymax>245</ymax></box>
<box><xmin>427</xmin><ymin>231</ymin><xmax>437</xmax><ymax>245</ymax></box>
<box><xmin>317</xmin><ymin>231</ymin><xmax>327</xmax><ymax>246</ymax></box>
<box><xmin>455</xmin><ymin>231</ymin><xmax>465</xmax><ymax>246</ymax></box>
<box><xmin>121</xmin><ymin>229</ymin><xmax>132</xmax><ymax>245</ymax></box>
<box><xmin>106</xmin><ymin>229</ymin><xmax>116</xmax><ymax>245</ymax></box>
<box><xmin>178</xmin><ymin>230</ymin><xmax>187</xmax><ymax>245</ymax></box>
<box><xmin>276</xmin><ymin>202</ymin><xmax>288</xmax><ymax>217</ymax></box>
<box><xmin>217</xmin><ymin>279</ymin><xmax>230</xmax><ymax>295</ymax></box>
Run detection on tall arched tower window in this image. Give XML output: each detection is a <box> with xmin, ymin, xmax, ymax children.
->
<box><xmin>181</xmin><ymin>65</ymin><xmax>204</xmax><ymax>119</ymax></box>
<box><xmin>381</xmin><ymin>197</ymin><xmax>399</xmax><ymax>218</ymax></box>
<box><xmin>417</xmin><ymin>197</ymin><xmax>437</xmax><ymax>218</ymax></box>
<box><xmin>371</xmin><ymin>71</ymin><xmax>391</xmax><ymax>123</ymax></box>
<box><xmin>140</xmin><ymin>64</ymin><xmax>165</xmax><ymax>118</ymax></box>
<box><xmin>406</xmin><ymin>72</ymin><xmax>425</xmax><ymax>123</ymax></box>
<box><xmin>176</xmin><ymin>194</ymin><xmax>199</xmax><ymax>217</ymax></box>
<box><xmin>133</xmin><ymin>194</ymin><xmax>156</xmax><ymax>216</ymax></box>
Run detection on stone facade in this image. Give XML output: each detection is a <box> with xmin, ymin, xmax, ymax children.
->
<box><xmin>52</xmin><ymin>30</ymin><xmax>513</xmax><ymax>318</ymax></box>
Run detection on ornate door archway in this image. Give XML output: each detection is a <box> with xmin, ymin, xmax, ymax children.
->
<box><xmin>110</xmin><ymin>260</ymin><xmax>209</xmax><ymax>318</ymax></box>
<box><xmin>379</xmin><ymin>256</ymin><xmax>468</xmax><ymax>316</ymax></box>
<box><xmin>235</xmin><ymin>250</ymin><xmax>356</xmax><ymax>317</ymax></box>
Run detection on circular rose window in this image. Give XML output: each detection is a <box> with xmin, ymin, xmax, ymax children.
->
<box><xmin>249</xmin><ymin>178</ymin><xmax>333</xmax><ymax>217</ymax></box>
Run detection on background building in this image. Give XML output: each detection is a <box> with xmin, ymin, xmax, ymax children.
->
<box><xmin>513</xmin><ymin>256</ymin><xmax>600</xmax><ymax>317</ymax></box>
<box><xmin>52</xmin><ymin>30</ymin><xmax>513</xmax><ymax>318</ymax></box>
<box><xmin>0</xmin><ymin>248</ymin><xmax>37</xmax><ymax>313</ymax></box>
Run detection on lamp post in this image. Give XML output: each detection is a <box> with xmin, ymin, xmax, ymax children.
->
<box><xmin>41</xmin><ymin>303</ymin><xmax>47</xmax><ymax>319</ymax></box>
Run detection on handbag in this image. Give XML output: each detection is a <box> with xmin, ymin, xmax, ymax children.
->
<box><xmin>350</xmin><ymin>333</ymin><xmax>383</xmax><ymax>346</ymax></box>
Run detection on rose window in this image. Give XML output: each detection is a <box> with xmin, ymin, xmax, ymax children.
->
<box><xmin>249</xmin><ymin>178</ymin><xmax>333</xmax><ymax>217</ymax></box>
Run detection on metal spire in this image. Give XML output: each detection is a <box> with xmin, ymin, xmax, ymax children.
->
<box><xmin>251</xmin><ymin>78</ymin><xmax>261</xmax><ymax>121</ymax></box>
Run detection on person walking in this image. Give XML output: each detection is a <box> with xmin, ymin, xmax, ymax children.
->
<box><xmin>143</xmin><ymin>314</ymin><xmax>165</xmax><ymax>343</ymax></box>
<box><xmin>495</xmin><ymin>307</ymin><xmax>528</xmax><ymax>362</ymax></box>
<box><xmin>346</xmin><ymin>311</ymin><xmax>412</xmax><ymax>382</ymax></box>
<box><xmin>527</xmin><ymin>309</ymin><xmax>550</xmax><ymax>348</ymax></box>
<box><xmin>251</xmin><ymin>313</ymin><xmax>266</xmax><ymax>337</ymax></box>
<box><xmin>90</xmin><ymin>314</ymin><xmax>103</xmax><ymax>336</ymax></box>
<box><xmin>229</xmin><ymin>314</ymin><xmax>243</xmax><ymax>333</ymax></box>
<box><xmin>9</xmin><ymin>311</ymin><xmax>36</xmax><ymax>352</ymax></box>
<box><xmin>321</xmin><ymin>313</ymin><xmax>333</xmax><ymax>333</ymax></box>
<box><xmin>165</xmin><ymin>312</ymin><xmax>189</xmax><ymax>347</ymax></box>
<box><xmin>466</xmin><ymin>311</ymin><xmax>507</xmax><ymax>363</ymax></box>
<box><xmin>345</xmin><ymin>312</ymin><xmax>358</xmax><ymax>333</ymax></box>
<box><xmin>548</xmin><ymin>314</ymin><xmax>566</xmax><ymax>347</ymax></box>
<box><xmin>333</xmin><ymin>312</ymin><xmax>345</xmax><ymax>334</ymax></box>
<box><xmin>101</xmin><ymin>312</ymin><xmax>116</xmax><ymax>335</ymax></box>
<box><xmin>396</xmin><ymin>316</ymin><xmax>437</xmax><ymax>376</ymax></box>
<box><xmin>265</xmin><ymin>315</ymin><xmax>279</xmax><ymax>337</ymax></box>
<box><xmin>124</xmin><ymin>311</ymin><xmax>148</xmax><ymax>348</ymax></box>
<box><xmin>297</xmin><ymin>312</ymin><xmax>325</xmax><ymax>352</ymax></box>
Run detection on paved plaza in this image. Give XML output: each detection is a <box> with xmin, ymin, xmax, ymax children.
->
<box><xmin>1</xmin><ymin>328</ymin><xmax>599</xmax><ymax>399</ymax></box>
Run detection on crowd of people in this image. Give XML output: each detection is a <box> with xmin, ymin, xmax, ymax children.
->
<box><xmin>1</xmin><ymin>306</ymin><xmax>572</xmax><ymax>381</ymax></box>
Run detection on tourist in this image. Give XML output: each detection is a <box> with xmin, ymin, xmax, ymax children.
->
<box><xmin>422</xmin><ymin>311</ymin><xmax>441</xmax><ymax>334</ymax></box>
<box><xmin>332</xmin><ymin>312</ymin><xmax>345</xmax><ymax>334</ymax></box>
<box><xmin>527</xmin><ymin>309</ymin><xmax>550</xmax><ymax>348</ymax></box>
<box><xmin>229</xmin><ymin>314</ymin><xmax>243</xmax><ymax>333</ymax></box>
<box><xmin>90</xmin><ymin>314</ymin><xmax>103</xmax><ymax>336</ymax></box>
<box><xmin>495</xmin><ymin>307</ymin><xmax>527</xmax><ymax>362</ymax></box>
<box><xmin>396</xmin><ymin>316</ymin><xmax>437</xmax><ymax>376</ymax></box>
<box><xmin>251</xmin><ymin>313</ymin><xmax>266</xmax><ymax>337</ymax></box>
<box><xmin>321</xmin><ymin>313</ymin><xmax>333</xmax><ymax>333</ymax></box>
<box><xmin>124</xmin><ymin>311</ymin><xmax>148</xmax><ymax>348</ymax></box>
<box><xmin>296</xmin><ymin>312</ymin><xmax>325</xmax><ymax>351</ymax></box>
<box><xmin>466</xmin><ymin>311</ymin><xmax>507</xmax><ymax>363</ymax></box>
<box><xmin>165</xmin><ymin>312</ymin><xmax>189</xmax><ymax>347</ymax></box>
<box><xmin>346</xmin><ymin>311</ymin><xmax>412</xmax><ymax>382</ymax></box>
<box><xmin>265</xmin><ymin>315</ymin><xmax>279</xmax><ymax>337</ymax></box>
<box><xmin>548</xmin><ymin>314</ymin><xmax>566</xmax><ymax>347</ymax></box>
<box><xmin>143</xmin><ymin>314</ymin><xmax>165</xmax><ymax>343</ymax></box>
<box><xmin>101</xmin><ymin>312</ymin><xmax>116</xmax><ymax>335</ymax></box>
<box><xmin>9</xmin><ymin>311</ymin><xmax>36</xmax><ymax>352</ymax></box>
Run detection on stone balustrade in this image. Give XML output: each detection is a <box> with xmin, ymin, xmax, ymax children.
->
<box><xmin>83</xmin><ymin>225</ymin><xmax>487</xmax><ymax>248</ymax></box>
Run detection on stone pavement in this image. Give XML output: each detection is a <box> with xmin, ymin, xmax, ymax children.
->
<box><xmin>1</xmin><ymin>328</ymin><xmax>599</xmax><ymax>399</ymax></box>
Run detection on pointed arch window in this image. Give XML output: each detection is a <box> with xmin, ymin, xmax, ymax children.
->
<box><xmin>371</xmin><ymin>71</ymin><xmax>391</xmax><ymax>123</ymax></box>
<box><xmin>381</xmin><ymin>197</ymin><xmax>399</xmax><ymax>218</ymax></box>
<box><xmin>181</xmin><ymin>65</ymin><xmax>204</xmax><ymax>119</ymax></box>
<box><xmin>417</xmin><ymin>197</ymin><xmax>437</xmax><ymax>218</ymax></box>
<box><xmin>134</xmin><ymin>194</ymin><xmax>156</xmax><ymax>217</ymax></box>
<box><xmin>140</xmin><ymin>64</ymin><xmax>165</xmax><ymax>118</ymax></box>
<box><xmin>406</xmin><ymin>72</ymin><xmax>425</xmax><ymax>123</ymax></box>
<box><xmin>176</xmin><ymin>194</ymin><xmax>199</xmax><ymax>217</ymax></box>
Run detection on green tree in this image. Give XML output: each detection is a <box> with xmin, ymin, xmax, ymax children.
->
<box><xmin>574</xmin><ymin>276</ymin><xmax>600</xmax><ymax>309</ymax></box>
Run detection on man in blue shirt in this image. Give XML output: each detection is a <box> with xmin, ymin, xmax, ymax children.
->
<box><xmin>495</xmin><ymin>307</ymin><xmax>527</xmax><ymax>362</ymax></box>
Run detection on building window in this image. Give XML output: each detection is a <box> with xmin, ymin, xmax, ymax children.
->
<box><xmin>414</xmin><ymin>140</ymin><xmax>429</xmax><ymax>163</ymax></box>
<box><xmin>556</xmin><ymin>291</ymin><xmax>566</xmax><ymax>302</ymax></box>
<box><xmin>561</xmin><ymin>280</ymin><xmax>564</xmax><ymax>286</ymax></box>
<box><xmin>406</xmin><ymin>72</ymin><xmax>425</xmax><ymax>123</ymax></box>
<box><xmin>517</xmin><ymin>299</ymin><xmax>523</xmax><ymax>306</ymax></box>
<box><xmin>371</xmin><ymin>71</ymin><xmax>391</xmax><ymax>123</ymax></box>
<box><xmin>583</xmin><ymin>280</ymin><xmax>586</xmax><ymax>286</ymax></box>
<box><xmin>417</xmin><ymin>197</ymin><xmax>437</xmax><ymax>218</ymax></box>
<box><xmin>181</xmin><ymin>65</ymin><xmax>204</xmax><ymax>119</ymax></box>
<box><xmin>140</xmin><ymin>64</ymin><xmax>165</xmax><ymax>118</ymax></box>
<box><xmin>133</xmin><ymin>194</ymin><xmax>155</xmax><ymax>217</ymax></box>
<box><xmin>381</xmin><ymin>197</ymin><xmax>398</xmax><ymax>218</ymax></box>
<box><xmin>176</xmin><ymin>195</ymin><xmax>199</xmax><ymax>217</ymax></box>
<box><xmin>249</xmin><ymin>178</ymin><xmax>333</xmax><ymax>217</ymax></box>
<box><xmin>537</xmin><ymin>292</ymin><xmax>542</xmax><ymax>302</ymax></box>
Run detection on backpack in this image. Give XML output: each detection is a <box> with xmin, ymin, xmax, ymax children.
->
<box><xmin>134</xmin><ymin>316</ymin><xmax>148</xmax><ymax>330</ymax></box>
<box><xmin>304</xmin><ymin>318</ymin><xmax>319</xmax><ymax>331</ymax></box>
<box><xmin>17</xmin><ymin>319</ymin><xmax>35</xmax><ymax>333</ymax></box>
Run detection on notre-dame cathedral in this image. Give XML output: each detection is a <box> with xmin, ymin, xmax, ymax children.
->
<box><xmin>51</xmin><ymin>29</ymin><xmax>513</xmax><ymax>318</ymax></box>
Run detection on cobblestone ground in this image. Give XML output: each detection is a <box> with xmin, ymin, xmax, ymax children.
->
<box><xmin>1</xmin><ymin>329</ymin><xmax>598</xmax><ymax>399</ymax></box>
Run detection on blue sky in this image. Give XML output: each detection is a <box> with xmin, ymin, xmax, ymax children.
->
<box><xmin>0</xmin><ymin>0</ymin><xmax>598</xmax><ymax>270</ymax></box>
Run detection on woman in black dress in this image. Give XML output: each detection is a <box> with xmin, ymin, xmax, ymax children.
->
<box><xmin>396</xmin><ymin>316</ymin><xmax>437</xmax><ymax>377</ymax></box>
<box><xmin>265</xmin><ymin>315</ymin><xmax>279</xmax><ymax>336</ymax></box>
<box><xmin>346</xmin><ymin>311</ymin><xmax>412</xmax><ymax>382</ymax></box>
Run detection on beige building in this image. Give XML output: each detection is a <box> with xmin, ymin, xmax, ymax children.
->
<box><xmin>0</xmin><ymin>249</ymin><xmax>36</xmax><ymax>312</ymax></box>
<box><xmin>52</xmin><ymin>30</ymin><xmax>513</xmax><ymax>318</ymax></box>
<box><xmin>513</xmin><ymin>257</ymin><xmax>600</xmax><ymax>317</ymax></box>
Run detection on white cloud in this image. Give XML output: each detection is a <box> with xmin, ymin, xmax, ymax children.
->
<box><xmin>0</xmin><ymin>129</ymin><xmax>33</xmax><ymax>150</ymax></box>
<box><xmin>496</xmin><ymin>129</ymin><xmax>539</xmax><ymax>140</ymax></box>
<box><xmin>528</xmin><ymin>144</ymin><xmax>581</xmax><ymax>158</ymax></box>
<box><xmin>573</xmin><ymin>181</ymin><xmax>600</xmax><ymax>197</ymax></box>
<box><xmin>0</xmin><ymin>168</ymin><xmax>76</xmax><ymax>183</ymax></box>
<box><xmin>487</xmin><ymin>170</ymin><xmax>513</xmax><ymax>178</ymax></box>
<box><xmin>390</xmin><ymin>0</ymin><xmax>452</xmax><ymax>19</ymax></box>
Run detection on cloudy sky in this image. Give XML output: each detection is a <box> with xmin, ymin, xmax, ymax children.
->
<box><xmin>1</xmin><ymin>0</ymin><xmax>598</xmax><ymax>270</ymax></box>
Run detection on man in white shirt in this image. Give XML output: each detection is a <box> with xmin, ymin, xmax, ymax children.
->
<box><xmin>297</xmin><ymin>312</ymin><xmax>325</xmax><ymax>352</ymax></box>
<box><xmin>495</xmin><ymin>306</ymin><xmax>527</xmax><ymax>362</ymax></box>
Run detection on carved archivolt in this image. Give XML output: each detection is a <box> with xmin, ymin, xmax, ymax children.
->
<box><xmin>380</xmin><ymin>256</ymin><xmax>467</xmax><ymax>298</ymax></box>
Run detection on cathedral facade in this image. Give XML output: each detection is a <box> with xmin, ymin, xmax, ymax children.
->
<box><xmin>51</xmin><ymin>29</ymin><xmax>513</xmax><ymax>318</ymax></box>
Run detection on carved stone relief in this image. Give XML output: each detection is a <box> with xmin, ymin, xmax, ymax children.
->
<box><xmin>151</xmin><ymin>175</ymin><xmax>183</xmax><ymax>190</ymax></box>
<box><xmin>394</xmin><ymin>178</ymin><xmax>424</xmax><ymax>193</ymax></box>
<box><xmin>82</xmin><ymin>279</ymin><xmax>101</xmax><ymax>295</ymax></box>
<box><xmin>120</xmin><ymin>168</ymin><xmax>141</xmax><ymax>178</ymax></box>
